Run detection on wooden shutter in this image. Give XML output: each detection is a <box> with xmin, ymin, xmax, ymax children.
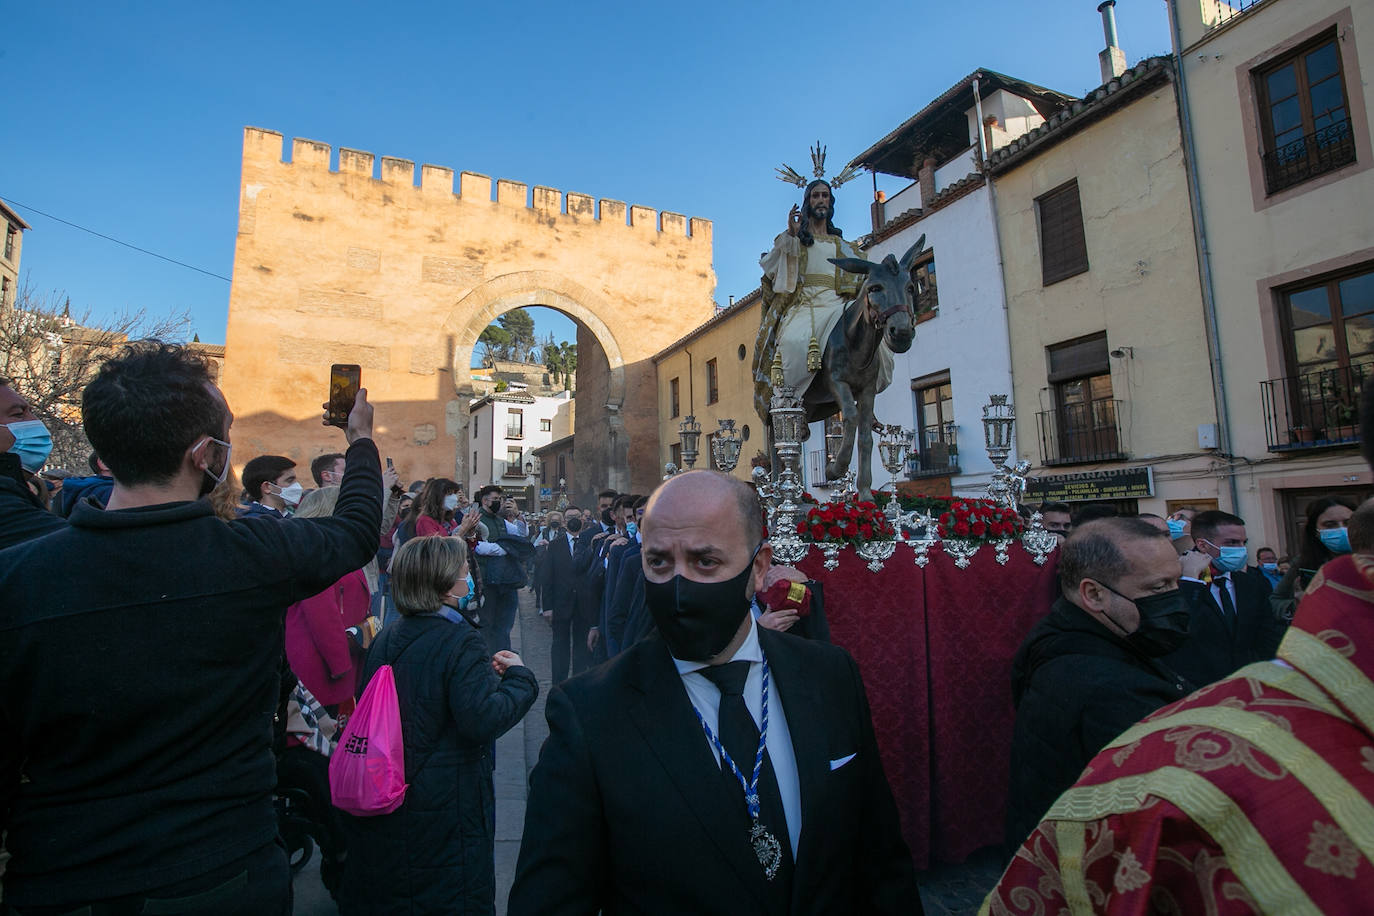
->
<box><xmin>1038</xmin><ymin>180</ymin><xmax>1089</xmax><ymax>286</ymax></box>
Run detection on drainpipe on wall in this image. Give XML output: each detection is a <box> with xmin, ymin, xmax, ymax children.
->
<box><xmin>974</xmin><ymin>76</ymin><xmax>1019</xmax><ymax>469</ymax></box>
<box><xmin>1167</xmin><ymin>0</ymin><xmax>1241</xmax><ymax>513</ymax></box>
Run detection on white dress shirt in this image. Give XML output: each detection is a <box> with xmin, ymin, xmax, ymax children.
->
<box><xmin>1182</xmin><ymin>573</ymin><xmax>1237</xmax><ymax>615</ymax></box>
<box><xmin>672</xmin><ymin>615</ymin><xmax>802</xmax><ymax>856</ymax></box>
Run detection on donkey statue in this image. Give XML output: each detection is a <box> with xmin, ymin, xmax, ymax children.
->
<box><xmin>804</xmin><ymin>235</ymin><xmax>926</xmax><ymax>501</ymax></box>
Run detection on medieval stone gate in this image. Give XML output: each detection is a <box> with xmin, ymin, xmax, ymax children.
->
<box><xmin>220</xmin><ymin>128</ymin><xmax>715</xmax><ymax>500</ymax></box>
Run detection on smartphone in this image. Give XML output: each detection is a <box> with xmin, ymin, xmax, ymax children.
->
<box><xmin>386</xmin><ymin>457</ymin><xmax>394</xmax><ymax>470</ymax></box>
<box><xmin>326</xmin><ymin>364</ymin><xmax>361</xmax><ymax>428</ymax></box>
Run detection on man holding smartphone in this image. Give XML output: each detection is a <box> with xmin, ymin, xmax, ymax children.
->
<box><xmin>0</xmin><ymin>342</ymin><xmax>382</xmax><ymax>915</ymax></box>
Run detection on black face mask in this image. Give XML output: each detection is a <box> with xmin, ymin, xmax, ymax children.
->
<box><xmin>566</xmin><ymin>518</ymin><xmax>583</xmax><ymax>533</ymax></box>
<box><xmin>643</xmin><ymin>545</ymin><xmax>760</xmax><ymax>662</ymax></box>
<box><xmin>1098</xmin><ymin>581</ymin><xmax>1191</xmax><ymax>657</ymax></box>
<box><xmin>601</xmin><ymin>507</ymin><xmax>614</xmax><ymax>525</ymax></box>
<box><xmin>483</xmin><ymin>497</ymin><xmax>500</xmax><ymax>513</ymax></box>
<box><xmin>549</xmin><ymin>520</ymin><xmax>562</xmax><ymax>530</ymax></box>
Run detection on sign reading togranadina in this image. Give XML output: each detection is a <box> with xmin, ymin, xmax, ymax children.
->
<box><xmin>1024</xmin><ymin>466</ymin><xmax>1154</xmax><ymax>503</ymax></box>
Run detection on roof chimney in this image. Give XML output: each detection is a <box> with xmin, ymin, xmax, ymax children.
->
<box><xmin>1098</xmin><ymin>1</ymin><xmax>1127</xmax><ymax>83</ymax></box>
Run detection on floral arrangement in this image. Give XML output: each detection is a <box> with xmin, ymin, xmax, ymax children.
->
<box><xmin>796</xmin><ymin>494</ymin><xmax>896</xmax><ymax>545</ymax></box>
<box><xmin>934</xmin><ymin>497</ymin><xmax>1024</xmax><ymax>542</ymax></box>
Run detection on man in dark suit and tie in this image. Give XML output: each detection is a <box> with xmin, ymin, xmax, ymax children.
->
<box><xmin>509</xmin><ymin>470</ymin><xmax>920</xmax><ymax>915</ymax></box>
<box><xmin>537</xmin><ymin>508</ymin><xmax>591</xmax><ymax>683</ymax></box>
<box><xmin>1165</xmin><ymin>509</ymin><xmax>1286</xmax><ymax>687</ymax></box>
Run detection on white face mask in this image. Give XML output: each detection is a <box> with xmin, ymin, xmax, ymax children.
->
<box><xmin>443</xmin><ymin>493</ymin><xmax>460</xmax><ymax>511</ymax></box>
<box><xmin>275</xmin><ymin>481</ymin><xmax>303</xmax><ymax>507</ymax></box>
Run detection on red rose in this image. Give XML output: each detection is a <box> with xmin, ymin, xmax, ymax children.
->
<box><xmin>811</xmin><ymin>524</ymin><xmax>827</xmax><ymax>539</ymax></box>
<box><xmin>954</xmin><ymin>521</ymin><xmax>970</xmax><ymax>536</ymax></box>
<box><xmin>796</xmin><ymin>522</ymin><xmax>808</xmax><ymax>534</ymax></box>
<box><xmin>828</xmin><ymin>525</ymin><xmax>843</xmax><ymax>538</ymax></box>
<box><xmin>972</xmin><ymin>522</ymin><xmax>987</xmax><ymax>536</ymax></box>
<box><xmin>859</xmin><ymin>523</ymin><xmax>873</xmax><ymax>538</ymax></box>
<box><xmin>844</xmin><ymin>521</ymin><xmax>858</xmax><ymax>536</ymax></box>
<box><xmin>939</xmin><ymin>512</ymin><xmax>952</xmax><ymax>525</ymax></box>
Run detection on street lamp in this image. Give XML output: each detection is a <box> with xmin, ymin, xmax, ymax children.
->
<box><xmin>982</xmin><ymin>394</ymin><xmax>1021</xmax><ymax>507</ymax></box>
<box><xmin>679</xmin><ymin>415</ymin><xmax>702</xmax><ymax>470</ymax></box>
<box><xmin>981</xmin><ymin>394</ymin><xmax>1015</xmax><ymax>469</ymax></box>
<box><xmin>711</xmin><ymin>419</ymin><xmax>743</xmax><ymax>473</ymax></box>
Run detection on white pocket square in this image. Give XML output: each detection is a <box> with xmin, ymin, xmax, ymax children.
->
<box><xmin>829</xmin><ymin>753</ymin><xmax>857</xmax><ymax>771</ymax></box>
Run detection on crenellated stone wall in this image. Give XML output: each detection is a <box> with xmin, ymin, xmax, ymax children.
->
<box><xmin>221</xmin><ymin>127</ymin><xmax>716</xmax><ymax>500</ymax></box>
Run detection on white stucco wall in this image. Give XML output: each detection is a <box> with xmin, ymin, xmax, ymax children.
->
<box><xmin>468</xmin><ymin>391</ymin><xmax>571</xmax><ymax>492</ymax></box>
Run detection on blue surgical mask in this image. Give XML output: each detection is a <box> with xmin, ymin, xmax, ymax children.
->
<box><xmin>1166</xmin><ymin>518</ymin><xmax>1187</xmax><ymax>540</ymax></box>
<box><xmin>6</xmin><ymin>420</ymin><xmax>53</xmax><ymax>473</ymax></box>
<box><xmin>1207</xmin><ymin>543</ymin><xmax>1250</xmax><ymax>573</ymax></box>
<box><xmin>626</xmin><ymin>521</ymin><xmax>638</xmax><ymax>539</ymax></box>
<box><xmin>1260</xmin><ymin>562</ymin><xmax>1279</xmax><ymax>573</ymax></box>
<box><xmin>1319</xmin><ymin>527</ymin><xmax>1351</xmax><ymax>555</ymax></box>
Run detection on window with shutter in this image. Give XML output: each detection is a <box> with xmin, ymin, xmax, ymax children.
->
<box><xmin>1037</xmin><ymin>180</ymin><xmax>1089</xmax><ymax>286</ymax></box>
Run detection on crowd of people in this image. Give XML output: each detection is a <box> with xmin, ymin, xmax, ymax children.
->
<box><xmin>0</xmin><ymin>342</ymin><xmax>903</xmax><ymax>916</ymax></box>
<box><xmin>2</xmin><ymin>342</ymin><xmax>1372</xmax><ymax>914</ymax></box>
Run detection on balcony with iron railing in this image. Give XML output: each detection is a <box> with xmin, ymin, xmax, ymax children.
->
<box><xmin>1261</xmin><ymin>362</ymin><xmax>1368</xmax><ymax>452</ymax></box>
<box><xmin>907</xmin><ymin>423</ymin><xmax>959</xmax><ymax>479</ymax></box>
<box><xmin>1203</xmin><ymin>0</ymin><xmax>1269</xmax><ymax>31</ymax></box>
<box><xmin>1263</xmin><ymin>119</ymin><xmax>1356</xmax><ymax>195</ymax></box>
<box><xmin>1037</xmin><ymin>399</ymin><xmax>1128</xmax><ymax>466</ymax></box>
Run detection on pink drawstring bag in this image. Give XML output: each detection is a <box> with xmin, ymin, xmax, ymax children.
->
<box><xmin>329</xmin><ymin>664</ymin><xmax>408</xmax><ymax>816</ymax></box>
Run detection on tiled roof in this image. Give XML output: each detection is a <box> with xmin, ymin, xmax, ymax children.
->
<box><xmin>985</xmin><ymin>57</ymin><xmax>1172</xmax><ymax>174</ymax></box>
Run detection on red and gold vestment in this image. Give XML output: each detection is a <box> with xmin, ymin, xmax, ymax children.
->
<box><xmin>982</xmin><ymin>553</ymin><xmax>1374</xmax><ymax>915</ymax></box>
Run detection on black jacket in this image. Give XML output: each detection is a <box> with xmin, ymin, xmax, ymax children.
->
<box><xmin>0</xmin><ymin>439</ymin><xmax>382</xmax><ymax>907</ymax></box>
<box><xmin>0</xmin><ymin>452</ymin><xmax>65</xmax><ymax>549</ymax></box>
<box><xmin>1162</xmin><ymin>571</ymin><xmax>1284</xmax><ymax>688</ymax></box>
<box><xmin>536</xmin><ymin>530</ymin><xmax>579</xmax><ymax>620</ymax></box>
<box><xmin>1004</xmin><ymin>597</ymin><xmax>1192</xmax><ymax>850</ymax></box>
<box><xmin>509</xmin><ymin>628</ymin><xmax>920</xmax><ymax>916</ymax></box>
<box><xmin>341</xmin><ymin>613</ymin><xmax>538</xmax><ymax>916</ymax></box>
<box><xmin>477</xmin><ymin>510</ymin><xmax>535</xmax><ymax>588</ymax></box>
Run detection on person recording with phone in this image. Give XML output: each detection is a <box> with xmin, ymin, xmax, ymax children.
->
<box><xmin>0</xmin><ymin>342</ymin><xmax>382</xmax><ymax>915</ymax></box>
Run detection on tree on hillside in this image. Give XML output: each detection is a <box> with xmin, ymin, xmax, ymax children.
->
<box><xmin>497</xmin><ymin>309</ymin><xmax>536</xmax><ymax>362</ymax></box>
<box><xmin>477</xmin><ymin>325</ymin><xmax>513</xmax><ymax>366</ymax></box>
<box><xmin>544</xmin><ymin>339</ymin><xmax>578</xmax><ymax>390</ymax></box>
<box><xmin>0</xmin><ymin>280</ymin><xmax>190</xmax><ymax>471</ymax></box>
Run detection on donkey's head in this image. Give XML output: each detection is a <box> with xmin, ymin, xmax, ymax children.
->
<box><xmin>828</xmin><ymin>234</ymin><xmax>927</xmax><ymax>355</ymax></box>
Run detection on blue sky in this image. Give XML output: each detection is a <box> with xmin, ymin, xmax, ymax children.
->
<box><xmin>4</xmin><ymin>1</ymin><xmax>1173</xmax><ymax>355</ymax></box>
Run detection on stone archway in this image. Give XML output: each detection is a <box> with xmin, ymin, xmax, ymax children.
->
<box><xmin>442</xmin><ymin>270</ymin><xmax>631</xmax><ymax>494</ymax></box>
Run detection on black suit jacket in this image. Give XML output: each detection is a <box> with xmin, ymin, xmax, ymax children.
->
<box><xmin>1163</xmin><ymin>570</ymin><xmax>1285</xmax><ymax>688</ymax></box>
<box><xmin>538</xmin><ymin>533</ymin><xmax>580</xmax><ymax>620</ymax></box>
<box><xmin>508</xmin><ymin>629</ymin><xmax>920</xmax><ymax>916</ymax></box>
<box><xmin>606</xmin><ymin>541</ymin><xmax>643</xmax><ymax>649</ymax></box>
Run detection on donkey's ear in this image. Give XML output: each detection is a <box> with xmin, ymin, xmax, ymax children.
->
<box><xmin>898</xmin><ymin>234</ymin><xmax>928</xmax><ymax>271</ymax></box>
<box><xmin>828</xmin><ymin>257</ymin><xmax>873</xmax><ymax>276</ymax></box>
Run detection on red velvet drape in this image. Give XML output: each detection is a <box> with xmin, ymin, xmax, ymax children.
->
<box><xmin>799</xmin><ymin>543</ymin><xmax>1057</xmax><ymax>868</ymax></box>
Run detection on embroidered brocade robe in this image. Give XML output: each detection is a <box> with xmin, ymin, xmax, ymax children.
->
<box><xmin>983</xmin><ymin>552</ymin><xmax>1374</xmax><ymax>915</ymax></box>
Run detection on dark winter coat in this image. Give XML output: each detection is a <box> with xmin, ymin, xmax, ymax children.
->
<box><xmin>1004</xmin><ymin>596</ymin><xmax>1193</xmax><ymax>850</ymax></box>
<box><xmin>56</xmin><ymin>474</ymin><xmax>113</xmax><ymax>516</ymax></box>
<box><xmin>340</xmin><ymin>613</ymin><xmax>538</xmax><ymax>916</ymax></box>
<box><xmin>0</xmin><ymin>453</ymin><xmax>64</xmax><ymax>549</ymax></box>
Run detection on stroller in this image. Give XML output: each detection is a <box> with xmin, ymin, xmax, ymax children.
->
<box><xmin>273</xmin><ymin>666</ymin><xmax>348</xmax><ymax>899</ymax></box>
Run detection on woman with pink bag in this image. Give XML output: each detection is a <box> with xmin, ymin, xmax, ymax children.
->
<box><xmin>338</xmin><ymin>535</ymin><xmax>538</xmax><ymax>915</ymax></box>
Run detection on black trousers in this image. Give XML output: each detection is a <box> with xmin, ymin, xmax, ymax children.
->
<box><xmin>4</xmin><ymin>840</ymin><xmax>289</xmax><ymax>916</ymax></box>
<box><xmin>550</xmin><ymin>612</ymin><xmax>592</xmax><ymax>684</ymax></box>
